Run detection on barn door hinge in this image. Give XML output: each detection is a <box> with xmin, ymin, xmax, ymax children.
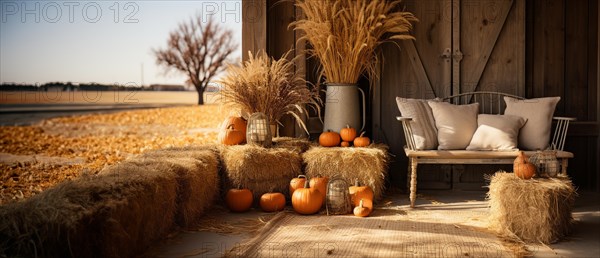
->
<box><xmin>441</xmin><ymin>48</ymin><xmax>464</xmax><ymax>62</ymax></box>
<box><xmin>453</xmin><ymin>49</ymin><xmax>464</xmax><ymax>62</ymax></box>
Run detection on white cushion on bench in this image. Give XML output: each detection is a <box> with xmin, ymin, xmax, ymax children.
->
<box><xmin>466</xmin><ymin>114</ymin><xmax>527</xmax><ymax>151</ymax></box>
<box><xmin>504</xmin><ymin>97</ymin><xmax>560</xmax><ymax>150</ymax></box>
<box><xmin>395</xmin><ymin>97</ymin><xmax>438</xmax><ymax>150</ymax></box>
<box><xmin>428</xmin><ymin>102</ymin><xmax>479</xmax><ymax>150</ymax></box>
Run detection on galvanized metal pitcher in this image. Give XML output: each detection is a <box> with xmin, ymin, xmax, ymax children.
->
<box><xmin>322</xmin><ymin>83</ymin><xmax>366</xmax><ymax>133</ymax></box>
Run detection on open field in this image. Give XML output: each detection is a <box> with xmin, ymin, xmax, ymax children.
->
<box><xmin>0</xmin><ymin>90</ymin><xmax>222</xmax><ymax>104</ymax></box>
<box><xmin>0</xmin><ymin>104</ymin><xmax>231</xmax><ymax>204</ymax></box>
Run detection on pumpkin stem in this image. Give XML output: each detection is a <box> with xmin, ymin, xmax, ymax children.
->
<box><xmin>298</xmin><ymin>175</ymin><xmax>306</xmax><ymax>179</ymax></box>
<box><xmin>354</xmin><ymin>178</ymin><xmax>360</xmax><ymax>187</ymax></box>
<box><xmin>346</xmin><ymin>124</ymin><xmax>351</xmax><ymax>129</ymax></box>
<box><xmin>303</xmin><ymin>180</ymin><xmax>310</xmax><ymax>188</ymax></box>
<box><xmin>227</xmin><ymin>124</ymin><xmax>235</xmax><ymax>130</ymax></box>
<box><xmin>359</xmin><ymin>131</ymin><xmax>366</xmax><ymax>137</ymax></box>
<box><xmin>359</xmin><ymin>199</ymin><xmax>364</xmax><ymax>208</ymax></box>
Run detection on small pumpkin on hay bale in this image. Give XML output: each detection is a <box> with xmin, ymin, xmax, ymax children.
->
<box><xmin>487</xmin><ymin>172</ymin><xmax>576</xmax><ymax>244</ymax></box>
<box><xmin>302</xmin><ymin>144</ymin><xmax>389</xmax><ymax>201</ymax></box>
<box><xmin>220</xmin><ymin>145</ymin><xmax>303</xmax><ymax>201</ymax></box>
<box><xmin>0</xmin><ymin>162</ymin><xmax>179</xmax><ymax>258</ymax></box>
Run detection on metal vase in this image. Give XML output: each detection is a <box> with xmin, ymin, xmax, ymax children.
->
<box><xmin>322</xmin><ymin>83</ymin><xmax>366</xmax><ymax>133</ymax></box>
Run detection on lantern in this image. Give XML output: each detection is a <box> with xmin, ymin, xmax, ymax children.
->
<box><xmin>325</xmin><ymin>178</ymin><xmax>352</xmax><ymax>215</ymax></box>
<box><xmin>529</xmin><ymin>150</ymin><xmax>560</xmax><ymax>177</ymax></box>
<box><xmin>246</xmin><ymin>112</ymin><xmax>272</xmax><ymax>147</ymax></box>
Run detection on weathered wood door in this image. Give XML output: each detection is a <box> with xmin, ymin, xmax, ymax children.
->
<box><xmin>374</xmin><ymin>0</ymin><xmax>524</xmax><ymax>189</ymax></box>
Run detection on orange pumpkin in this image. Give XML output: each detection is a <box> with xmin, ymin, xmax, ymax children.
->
<box><xmin>289</xmin><ymin>175</ymin><xmax>307</xmax><ymax>197</ymax></box>
<box><xmin>291</xmin><ymin>180</ymin><xmax>323</xmax><ymax>215</ymax></box>
<box><xmin>218</xmin><ymin>124</ymin><xmax>245</xmax><ymax>145</ymax></box>
<box><xmin>353</xmin><ymin>199</ymin><xmax>372</xmax><ymax>217</ymax></box>
<box><xmin>225</xmin><ymin>188</ymin><xmax>253</xmax><ymax>212</ymax></box>
<box><xmin>514</xmin><ymin>151</ymin><xmax>536</xmax><ymax>179</ymax></box>
<box><xmin>340</xmin><ymin>141</ymin><xmax>351</xmax><ymax>147</ymax></box>
<box><xmin>353</xmin><ymin>132</ymin><xmax>370</xmax><ymax>147</ymax></box>
<box><xmin>309</xmin><ymin>175</ymin><xmax>329</xmax><ymax>204</ymax></box>
<box><xmin>219</xmin><ymin>116</ymin><xmax>247</xmax><ymax>143</ymax></box>
<box><xmin>349</xmin><ymin>179</ymin><xmax>374</xmax><ymax>207</ymax></box>
<box><xmin>340</xmin><ymin>124</ymin><xmax>357</xmax><ymax>142</ymax></box>
<box><xmin>260</xmin><ymin>192</ymin><xmax>286</xmax><ymax>212</ymax></box>
<box><xmin>319</xmin><ymin>130</ymin><xmax>341</xmax><ymax>147</ymax></box>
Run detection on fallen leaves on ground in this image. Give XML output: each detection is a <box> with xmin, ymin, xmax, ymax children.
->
<box><xmin>0</xmin><ymin>105</ymin><xmax>231</xmax><ymax>204</ymax></box>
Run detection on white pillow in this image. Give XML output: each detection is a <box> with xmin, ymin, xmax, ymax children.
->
<box><xmin>466</xmin><ymin>114</ymin><xmax>527</xmax><ymax>151</ymax></box>
<box><xmin>504</xmin><ymin>97</ymin><xmax>560</xmax><ymax>150</ymax></box>
<box><xmin>428</xmin><ymin>102</ymin><xmax>479</xmax><ymax>150</ymax></box>
<box><xmin>395</xmin><ymin>97</ymin><xmax>438</xmax><ymax>150</ymax></box>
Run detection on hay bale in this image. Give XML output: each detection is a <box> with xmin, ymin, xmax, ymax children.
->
<box><xmin>0</xmin><ymin>162</ymin><xmax>178</xmax><ymax>258</ymax></box>
<box><xmin>129</xmin><ymin>146</ymin><xmax>220</xmax><ymax>227</ymax></box>
<box><xmin>303</xmin><ymin>145</ymin><xmax>389</xmax><ymax>201</ymax></box>
<box><xmin>0</xmin><ymin>144</ymin><xmax>222</xmax><ymax>257</ymax></box>
<box><xmin>487</xmin><ymin>172</ymin><xmax>576</xmax><ymax>244</ymax></box>
<box><xmin>220</xmin><ymin>145</ymin><xmax>303</xmax><ymax>200</ymax></box>
<box><xmin>272</xmin><ymin>137</ymin><xmax>315</xmax><ymax>153</ymax></box>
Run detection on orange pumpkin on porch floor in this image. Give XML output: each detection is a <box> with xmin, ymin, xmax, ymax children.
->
<box><xmin>309</xmin><ymin>175</ymin><xmax>329</xmax><ymax>204</ymax></box>
<box><xmin>289</xmin><ymin>175</ymin><xmax>307</xmax><ymax>197</ymax></box>
<box><xmin>260</xmin><ymin>192</ymin><xmax>286</xmax><ymax>212</ymax></box>
<box><xmin>353</xmin><ymin>199</ymin><xmax>372</xmax><ymax>217</ymax></box>
<box><xmin>292</xmin><ymin>181</ymin><xmax>323</xmax><ymax>215</ymax></box>
<box><xmin>225</xmin><ymin>188</ymin><xmax>253</xmax><ymax>212</ymax></box>
<box><xmin>349</xmin><ymin>179</ymin><xmax>374</xmax><ymax>208</ymax></box>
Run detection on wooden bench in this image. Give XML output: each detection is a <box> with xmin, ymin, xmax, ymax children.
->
<box><xmin>397</xmin><ymin>92</ymin><xmax>575</xmax><ymax>208</ymax></box>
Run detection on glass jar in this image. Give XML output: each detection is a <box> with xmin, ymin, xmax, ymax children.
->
<box><xmin>529</xmin><ymin>151</ymin><xmax>560</xmax><ymax>177</ymax></box>
<box><xmin>326</xmin><ymin>178</ymin><xmax>352</xmax><ymax>215</ymax></box>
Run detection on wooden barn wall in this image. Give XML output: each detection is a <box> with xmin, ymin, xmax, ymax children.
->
<box><xmin>526</xmin><ymin>0</ymin><xmax>599</xmax><ymax>191</ymax></box>
<box><xmin>247</xmin><ymin>0</ymin><xmax>600</xmax><ymax>191</ymax></box>
<box><xmin>242</xmin><ymin>0</ymin><xmax>300</xmax><ymax>137</ymax></box>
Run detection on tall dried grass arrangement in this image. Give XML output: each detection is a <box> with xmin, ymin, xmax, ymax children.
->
<box><xmin>487</xmin><ymin>172</ymin><xmax>576</xmax><ymax>244</ymax></box>
<box><xmin>219</xmin><ymin>51</ymin><xmax>321</xmax><ymax>133</ymax></box>
<box><xmin>291</xmin><ymin>0</ymin><xmax>417</xmax><ymax>84</ymax></box>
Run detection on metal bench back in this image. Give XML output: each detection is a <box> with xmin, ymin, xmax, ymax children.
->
<box><xmin>442</xmin><ymin>91</ymin><xmax>524</xmax><ymax>115</ymax></box>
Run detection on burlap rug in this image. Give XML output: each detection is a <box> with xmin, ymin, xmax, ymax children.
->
<box><xmin>226</xmin><ymin>201</ymin><xmax>518</xmax><ymax>257</ymax></box>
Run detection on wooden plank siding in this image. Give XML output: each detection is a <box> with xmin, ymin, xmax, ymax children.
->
<box><xmin>246</xmin><ymin>0</ymin><xmax>600</xmax><ymax>191</ymax></box>
<box><xmin>242</xmin><ymin>0</ymin><xmax>267</xmax><ymax>60</ymax></box>
<box><xmin>526</xmin><ymin>0</ymin><xmax>599</xmax><ymax>191</ymax></box>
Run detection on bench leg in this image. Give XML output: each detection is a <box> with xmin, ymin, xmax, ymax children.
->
<box><xmin>561</xmin><ymin>158</ymin><xmax>568</xmax><ymax>176</ymax></box>
<box><xmin>410</xmin><ymin>157</ymin><xmax>417</xmax><ymax>208</ymax></box>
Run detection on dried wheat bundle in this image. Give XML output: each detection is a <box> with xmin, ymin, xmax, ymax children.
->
<box><xmin>291</xmin><ymin>0</ymin><xmax>417</xmax><ymax>84</ymax></box>
<box><xmin>219</xmin><ymin>51</ymin><xmax>321</xmax><ymax>133</ymax></box>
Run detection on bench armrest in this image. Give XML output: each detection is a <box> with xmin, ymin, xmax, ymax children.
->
<box><xmin>397</xmin><ymin>116</ymin><xmax>418</xmax><ymax>151</ymax></box>
<box><xmin>551</xmin><ymin>117</ymin><xmax>576</xmax><ymax>151</ymax></box>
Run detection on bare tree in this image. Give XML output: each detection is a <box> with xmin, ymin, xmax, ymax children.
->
<box><xmin>154</xmin><ymin>15</ymin><xmax>237</xmax><ymax>105</ymax></box>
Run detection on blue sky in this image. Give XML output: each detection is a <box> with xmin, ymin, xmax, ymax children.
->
<box><xmin>0</xmin><ymin>1</ymin><xmax>242</xmax><ymax>86</ymax></box>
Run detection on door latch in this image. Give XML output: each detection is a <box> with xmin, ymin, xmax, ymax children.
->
<box><xmin>441</xmin><ymin>48</ymin><xmax>452</xmax><ymax>62</ymax></box>
<box><xmin>441</xmin><ymin>48</ymin><xmax>464</xmax><ymax>62</ymax></box>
